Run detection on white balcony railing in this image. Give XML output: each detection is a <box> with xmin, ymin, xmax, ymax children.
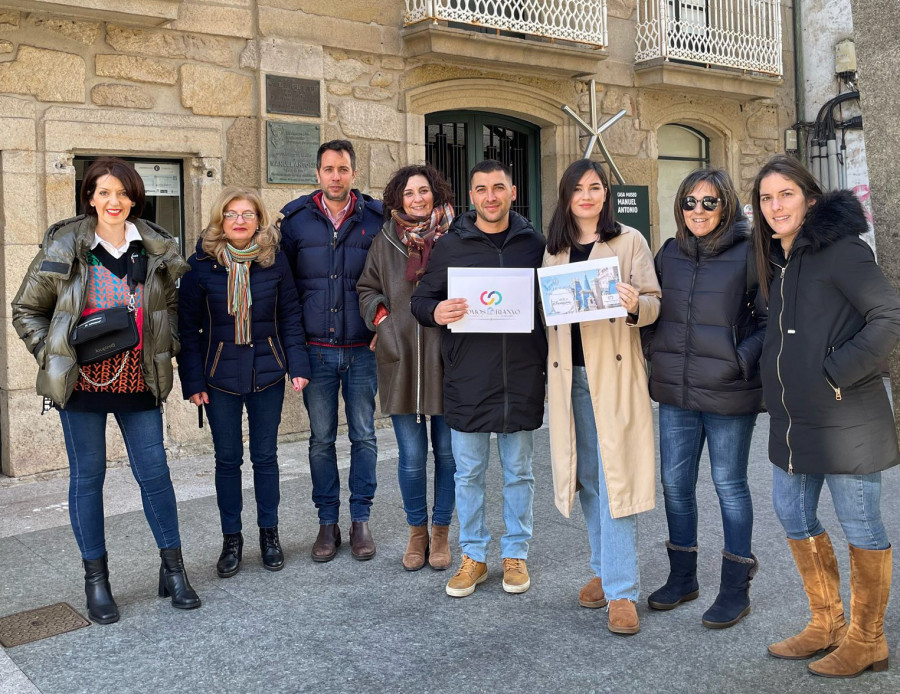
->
<box><xmin>404</xmin><ymin>0</ymin><xmax>608</xmax><ymax>48</ymax></box>
<box><xmin>635</xmin><ymin>0</ymin><xmax>782</xmax><ymax>76</ymax></box>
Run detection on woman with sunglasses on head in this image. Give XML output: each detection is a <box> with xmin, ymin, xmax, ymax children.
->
<box><xmin>12</xmin><ymin>157</ymin><xmax>199</xmax><ymax>624</ymax></box>
<box><xmin>753</xmin><ymin>155</ymin><xmax>900</xmax><ymax>678</ymax></box>
<box><xmin>177</xmin><ymin>187</ymin><xmax>310</xmax><ymax>577</ymax></box>
<box><xmin>357</xmin><ymin>164</ymin><xmax>457</xmax><ymax>571</ymax></box>
<box><xmin>544</xmin><ymin>159</ymin><xmax>661</xmax><ymax>635</ymax></box>
<box><xmin>643</xmin><ymin>169</ymin><xmax>766</xmax><ymax>629</ymax></box>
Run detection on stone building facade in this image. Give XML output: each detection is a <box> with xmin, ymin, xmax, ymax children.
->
<box><xmin>0</xmin><ymin>1</ymin><xmax>796</xmax><ymax>476</ymax></box>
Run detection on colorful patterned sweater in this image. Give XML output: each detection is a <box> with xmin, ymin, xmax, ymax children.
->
<box><xmin>66</xmin><ymin>245</ymin><xmax>156</xmax><ymax>412</ymax></box>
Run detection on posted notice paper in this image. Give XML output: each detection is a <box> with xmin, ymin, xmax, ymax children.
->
<box><xmin>537</xmin><ymin>257</ymin><xmax>628</xmax><ymax>326</ymax></box>
<box><xmin>447</xmin><ymin>267</ymin><xmax>535</xmax><ymax>333</ymax></box>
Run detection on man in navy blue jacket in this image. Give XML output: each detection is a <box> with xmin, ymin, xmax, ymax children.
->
<box><xmin>279</xmin><ymin>140</ymin><xmax>383</xmax><ymax>562</ymax></box>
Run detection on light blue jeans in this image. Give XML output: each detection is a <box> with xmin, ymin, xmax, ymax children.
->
<box><xmin>772</xmin><ymin>465</ymin><xmax>890</xmax><ymax>550</ymax></box>
<box><xmin>572</xmin><ymin>367</ymin><xmax>640</xmax><ymax>601</ymax></box>
<box><xmin>450</xmin><ymin>428</ymin><xmax>534</xmax><ymax>563</ymax></box>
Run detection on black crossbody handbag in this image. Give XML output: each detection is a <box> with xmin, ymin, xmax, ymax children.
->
<box><xmin>69</xmin><ymin>243</ymin><xmax>147</xmax><ymax>367</ymax></box>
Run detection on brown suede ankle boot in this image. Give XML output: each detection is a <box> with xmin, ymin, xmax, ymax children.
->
<box><xmin>429</xmin><ymin>524</ymin><xmax>452</xmax><ymax>570</ymax></box>
<box><xmin>808</xmin><ymin>545</ymin><xmax>891</xmax><ymax>678</ymax></box>
<box><xmin>768</xmin><ymin>533</ymin><xmax>847</xmax><ymax>660</ymax></box>
<box><xmin>402</xmin><ymin>525</ymin><xmax>429</xmax><ymax>571</ymax></box>
<box><xmin>579</xmin><ymin>577</ymin><xmax>607</xmax><ymax>608</ymax></box>
<box><xmin>608</xmin><ymin>599</ymin><xmax>640</xmax><ymax>635</ymax></box>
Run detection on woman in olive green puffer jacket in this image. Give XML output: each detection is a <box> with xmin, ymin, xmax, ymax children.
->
<box><xmin>11</xmin><ymin>157</ymin><xmax>200</xmax><ymax>626</ymax></box>
<box><xmin>13</xmin><ymin>213</ymin><xmax>188</xmax><ymax>408</ymax></box>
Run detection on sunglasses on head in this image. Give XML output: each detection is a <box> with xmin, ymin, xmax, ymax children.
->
<box><xmin>681</xmin><ymin>196</ymin><xmax>723</xmax><ymax>211</ymax></box>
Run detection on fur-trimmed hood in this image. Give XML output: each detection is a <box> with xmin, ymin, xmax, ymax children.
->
<box><xmin>792</xmin><ymin>189</ymin><xmax>868</xmax><ymax>253</ymax></box>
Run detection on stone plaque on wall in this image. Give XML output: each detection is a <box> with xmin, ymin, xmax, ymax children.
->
<box><xmin>265</xmin><ymin>75</ymin><xmax>320</xmax><ymax>117</ymax></box>
<box><xmin>267</xmin><ymin>122</ymin><xmax>320</xmax><ymax>184</ymax></box>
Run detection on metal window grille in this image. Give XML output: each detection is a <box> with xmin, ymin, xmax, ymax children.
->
<box><xmin>483</xmin><ymin>124</ymin><xmax>530</xmax><ymax>220</ymax></box>
<box><xmin>426</xmin><ymin>121</ymin><xmax>470</xmax><ymax>217</ymax></box>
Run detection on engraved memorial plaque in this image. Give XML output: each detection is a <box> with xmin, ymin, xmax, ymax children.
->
<box><xmin>267</xmin><ymin>122</ymin><xmax>320</xmax><ymax>185</ymax></box>
<box><xmin>266</xmin><ymin>75</ymin><xmax>321</xmax><ymax>117</ymax></box>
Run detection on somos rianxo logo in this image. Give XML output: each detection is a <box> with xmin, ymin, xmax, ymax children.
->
<box><xmin>480</xmin><ymin>290</ymin><xmax>502</xmax><ymax>306</ymax></box>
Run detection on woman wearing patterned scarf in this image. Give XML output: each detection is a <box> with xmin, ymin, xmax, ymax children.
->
<box><xmin>358</xmin><ymin>164</ymin><xmax>457</xmax><ymax>572</ymax></box>
<box><xmin>177</xmin><ymin>187</ymin><xmax>311</xmax><ymax>578</ymax></box>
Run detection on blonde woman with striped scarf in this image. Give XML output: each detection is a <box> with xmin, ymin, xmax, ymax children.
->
<box><xmin>177</xmin><ymin>187</ymin><xmax>311</xmax><ymax>577</ymax></box>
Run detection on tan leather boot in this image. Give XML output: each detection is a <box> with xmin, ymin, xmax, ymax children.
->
<box><xmin>402</xmin><ymin>525</ymin><xmax>429</xmax><ymax>571</ymax></box>
<box><xmin>429</xmin><ymin>524</ymin><xmax>452</xmax><ymax>570</ymax></box>
<box><xmin>768</xmin><ymin>533</ymin><xmax>847</xmax><ymax>659</ymax></box>
<box><xmin>808</xmin><ymin>545</ymin><xmax>891</xmax><ymax>678</ymax></box>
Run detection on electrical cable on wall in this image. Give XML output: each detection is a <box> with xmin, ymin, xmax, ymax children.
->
<box><xmin>786</xmin><ymin>39</ymin><xmax>863</xmax><ymax>191</ymax></box>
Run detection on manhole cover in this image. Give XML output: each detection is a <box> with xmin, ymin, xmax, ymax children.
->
<box><xmin>0</xmin><ymin>603</ymin><xmax>90</xmax><ymax>648</ymax></box>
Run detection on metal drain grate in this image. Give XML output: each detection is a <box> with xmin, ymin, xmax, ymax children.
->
<box><xmin>0</xmin><ymin>602</ymin><xmax>90</xmax><ymax>647</ymax></box>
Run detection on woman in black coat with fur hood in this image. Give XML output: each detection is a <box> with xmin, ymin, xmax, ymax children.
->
<box><xmin>753</xmin><ymin>155</ymin><xmax>900</xmax><ymax>679</ymax></box>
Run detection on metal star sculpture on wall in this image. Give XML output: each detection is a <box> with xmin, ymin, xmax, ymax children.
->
<box><xmin>562</xmin><ymin>79</ymin><xmax>627</xmax><ymax>185</ymax></box>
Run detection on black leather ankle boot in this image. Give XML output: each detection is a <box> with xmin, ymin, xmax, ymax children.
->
<box><xmin>158</xmin><ymin>547</ymin><xmax>201</xmax><ymax>609</ymax></box>
<box><xmin>216</xmin><ymin>533</ymin><xmax>243</xmax><ymax>578</ymax></box>
<box><xmin>259</xmin><ymin>526</ymin><xmax>285</xmax><ymax>571</ymax></box>
<box><xmin>83</xmin><ymin>553</ymin><xmax>119</xmax><ymax>624</ymax></box>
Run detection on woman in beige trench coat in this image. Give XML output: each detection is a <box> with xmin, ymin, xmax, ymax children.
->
<box><xmin>544</xmin><ymin>159</ymin><xmax>660</xmax><ymax>635</ymax></box>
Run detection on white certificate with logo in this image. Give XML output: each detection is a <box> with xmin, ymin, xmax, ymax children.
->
<box><xmin>447</xmin><ymin>267</ymin><xmax>535</xmax><ymax>333</ymax></box>
<box><xmin>537</xmin><ymin>257</ymin><xmax>627</xmax><ymax>326</ymax></box>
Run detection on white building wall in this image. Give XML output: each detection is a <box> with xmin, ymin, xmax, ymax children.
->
<box><xmin>801</xmin><ymin>0</ymin><xmax>873</xmax><ymax>240</ymax></box>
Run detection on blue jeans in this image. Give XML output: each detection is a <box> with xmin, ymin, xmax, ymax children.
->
<box><xmin>391</xmin><ymin>414</ymin><xmax>456</xmax><ymax>526</ymax></box>
<box><xmin>59</xmin><ymin>407</ymin><xmax>181</xmax><ymax>560</ymax></box>
<box><xmin>658</xmin><ymin>403</ymin><xmax>757</xmax><ymax>557</ymax></box>
<box><xmin>772</xmin><ymin>466</ymin><xmax>890</xmax><ymax>550</ymax></box>
<box><xmin>302</xmin><ymin>345</ymin><xmax>378</xmax><ymax>523</ymax></box>
<box><xmin>572</xmin><ymin>367</ymin><xmax>640</xmax><ymax>601</ymax></box>
<box><xmin>205</xmin><ymin>381</ymin><xmax>285</xmax><ymax>534</ymax></box>
<box><xmin>450</xmin><ymin>429</ymin><xmax>534</xmax><ymax>562</ymax></box>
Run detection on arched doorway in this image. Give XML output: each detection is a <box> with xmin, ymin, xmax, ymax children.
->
<box><xmin>657</xmin><ymin>123</ymin><xmax>710</xmax><ymax>243</ymax></box>
<box><xmin>426</xmin><ymin>111</ymin><xmax>542</xmax><ymax>230</ymax></box>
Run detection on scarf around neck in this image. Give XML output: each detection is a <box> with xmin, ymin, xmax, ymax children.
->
<box><xmin>222</xmin><ymin>242</ymin><xmax>260</xmax><ymax>345</ymax></box>
<box><xmin>392</xmin><ymin>202</ymin><xmax>455</xmax><ymax>282</ymax></box>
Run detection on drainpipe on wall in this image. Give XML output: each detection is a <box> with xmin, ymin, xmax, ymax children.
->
<box><xmin>793</xmin><ymin>0</ymin><xmax>806</xmax><ymax>165</ymax></box>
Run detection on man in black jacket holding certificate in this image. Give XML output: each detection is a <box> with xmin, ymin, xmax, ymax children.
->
<box><xmin>411</xmin><ymin>159</ymin><xmax>547</xmax><ymax>598</ymax></box>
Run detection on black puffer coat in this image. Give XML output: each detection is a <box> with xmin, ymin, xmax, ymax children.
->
<box><xmin>177</xmin><ymin>239</ymin><xmax>310</xmax><ymax>397</ymax></box>
<box><xmin>645</xmin><ymin>216</ymin><xmax>767</xmax><ymax>415</ymax></box>
<box><xmin>761</xmin><ymin>190</ymin><xmax>900</xmax><ymax>475</ymax></box>
<box><xmin>410</xmin><ymin>210</ymin><xmax>547</xmax><ymax>433</ymax></box>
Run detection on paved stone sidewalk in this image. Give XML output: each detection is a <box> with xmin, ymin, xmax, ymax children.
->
<box><xmin>0</xmin><ymin>413</ymin><xmax>898</xmax><ymax>694</ymax></box>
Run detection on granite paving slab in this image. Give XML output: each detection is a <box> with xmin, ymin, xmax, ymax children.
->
<box><xmin>0</xmin><ymin>414</ymin><xmax>897</xmax><ymax>693</ymax></box>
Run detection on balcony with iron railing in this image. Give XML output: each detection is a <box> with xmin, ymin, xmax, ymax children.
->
<box><xmin>402</xmin><ymin>1</ymin><xmax>609</xmax><ymax>77</ymax></box>
<box><xmin>634</xmin><ymin>0</ymin><xmax>783</xmax><ymax>100</ymax></box>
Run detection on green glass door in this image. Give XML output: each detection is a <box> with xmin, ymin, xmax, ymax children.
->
<box><xmin>426</xmin><ymin>111</ymin><xmax>542</xmax><ymax>231</ymax></box>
